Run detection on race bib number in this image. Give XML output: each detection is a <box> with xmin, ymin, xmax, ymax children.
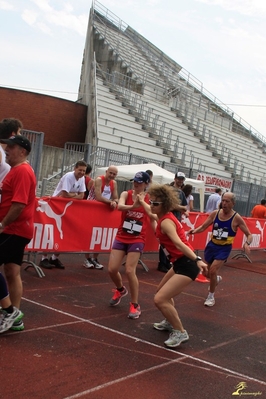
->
<box><xmin>122</xmin><ymin>219</ymin><xmax>143</xmax><ymax>235</ymax></box>
<box><xmin>212</xmin><ymin>226</ymin><xmax>229</xmax><ymax>240</ymax></box>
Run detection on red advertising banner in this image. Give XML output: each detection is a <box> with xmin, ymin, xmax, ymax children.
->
<box><xmin>26</xmin><ymin>198</ymin><xmax>265</xmax><ymax>253</ymax></box>
<box><xmin>26</xmin><ymin>197</ymin><xmax>159</xmax><ymax>253</ymax></box>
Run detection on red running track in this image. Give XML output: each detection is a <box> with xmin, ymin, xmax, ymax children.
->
<box><xmin>1</xmin><ymin>250</ymin><xmax>266</xmax><ymax>398</ymax></box>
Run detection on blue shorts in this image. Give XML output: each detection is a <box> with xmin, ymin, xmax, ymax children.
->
<box><xmin>204</xmin><ymin>240</ymin><xmax>232</xmax><ymax>264</ymax></box>
<box><xmin>112</xmin><ymin>239</ymin><xmax>144</xmax><ymax>254</ymax></box>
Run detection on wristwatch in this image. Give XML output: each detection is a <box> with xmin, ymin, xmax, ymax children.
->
<box><xmin>245</xmin><ymin>241</ymin><xmax>251</xmax><ymax>246</ymax></box>
<box><xmin>194</xmin><ymin>256</ymin><xmax>202</xmax><ymax>262</ymax></box>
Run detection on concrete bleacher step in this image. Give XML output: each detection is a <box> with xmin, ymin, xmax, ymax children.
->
<box><xmin>97</xmin><ymin>80</ymin><xmax>174</xmax><ymax>158</ymax></box>
<box><xmin>148</xmin><ymin>132</ymin><xmax>161</xmax><ymax>141</ymax></box>
<box><xmin>97</xmin><ymin>139</ymin><xmax>167</xmax><ymax>162</ymax></box>
<box><xmin>156</xmin><ymin>139</ymin><xmax>170</xmax><ymax>150</ymax></box>
<box><xmin>98</xmin><ymin>128</ymin><xmax>162</xmax><ymax>151</ymax></box>
<box><xmin>163</xmin><ymin>147</ymin><xmax>174</xmax><ymax>156</ymax></box>
<box><xmin>170</xmin><ymin>157</ymin><xmax>184</xmax><ymax>165</ymax></box>
<box><xmin>97</xmin><ymin>79</ymin><xmax>230</xmax><ymax>173</ymax></box>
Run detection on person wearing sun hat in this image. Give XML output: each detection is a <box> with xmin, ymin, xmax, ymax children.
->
<box><xmin>108</xmin><ymin>171</ymin><xmax>154</xmax><ymax>319</ymax></box>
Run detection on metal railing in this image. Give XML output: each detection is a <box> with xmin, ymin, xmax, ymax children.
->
<box><xmin>22</xmin><ymin>129</ymin><xmax>44</xmax><ymax>181</ymax></box>
<box><xmin>36</xmin><ymin>140</ymin><xmax>266</xmax><ymax>217</ymax></box>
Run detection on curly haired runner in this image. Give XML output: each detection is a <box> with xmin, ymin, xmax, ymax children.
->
<box><xmin>138</xmin><ymin>184</ymin><xmax>208</xmax><ymax>348</ymax></box>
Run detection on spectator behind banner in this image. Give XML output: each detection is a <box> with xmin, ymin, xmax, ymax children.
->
<box><xmin>158</xmin><ymin>171</ymin><xmax>188</xmax><ymax>273</ymax></box>
<box><xmin>205</xmin><ymin>188</ymin><xmax>222</xmax><ymax>213</ymax></box>
<box><xmin>145</xmin><ymin>169</ymin><xmax>153</xmax><ymax>189</ymax></box>
<box><xmin>182</xmin><ymin>184</ymin><xmax>194</xmax><ymax>211</ymax></box>
<box><xmin>250</xmin><ymin>199</ymin><xmax>266</xmax><ymax>219</ymax></box>
<box><xmin>84</xmin><ymin>165</ymin><xmax>119</xmax><ymax>270</ymax></box>
<box><xmin>173</xmin><ymin>172</ymin><xmax>186</xmax><ymax>189</ymax></box>
<box><xmin>39</xmin><ymin>160</ymin><xmax>87</xmax><ymax>270</ymax></box>
<box><xmin>83</xmin><ymin>164</ymin><xmax>94</xmax><ymax>199</ymax></box>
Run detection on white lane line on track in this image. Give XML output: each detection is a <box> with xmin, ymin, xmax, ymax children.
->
<box><xmin>22</xmin><ymin>296</ymin><xmax>266</xmax><ymax>397</ymax></box>
<box><xmin>63</xmin><ymin>361</ymin><xmax>214</xmax><ymax>399</ymax></box>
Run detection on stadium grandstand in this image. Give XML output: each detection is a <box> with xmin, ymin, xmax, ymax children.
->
<box><xmin>77</xmin><ymin>1</ymin><xmax>266</xmax><ymax>192</ymax></box>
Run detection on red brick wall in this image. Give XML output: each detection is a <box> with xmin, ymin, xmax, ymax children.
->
<box><xmin>0</xmin><ymin>88</ymin><xmax>87</xmax><ymax>147</ymax></box>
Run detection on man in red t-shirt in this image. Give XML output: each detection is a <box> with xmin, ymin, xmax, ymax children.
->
<box><xmin>251</xmin><ymin>199</ymin><xmax>266</xmax><ymax>219</ymax></box>
<box><xmin>0</xmin><ymin>135</ymin><xmax>36</xmax><ymax>331</ymax></box>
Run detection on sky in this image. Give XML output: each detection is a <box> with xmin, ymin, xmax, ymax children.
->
<box><xmin>1</xmin><ymin>0</ymin><xmax>266</xmax><ymax>138</ymax></box>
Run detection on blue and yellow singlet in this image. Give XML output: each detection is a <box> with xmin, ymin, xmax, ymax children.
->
<box><xmin>211</xmin><ymin>209</ymin><xmax>237</xmax><ymax>245</ymax></box>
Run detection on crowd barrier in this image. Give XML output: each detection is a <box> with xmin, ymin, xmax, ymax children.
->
<box><xmin>24</xmin><ymin>197</ymin><xmax>265</xmax><ymax>276</ymax></box>
<box><xmin>26</xmin><ymin>197</ymin><xmax>266</xmax><ymax>252</ymax></box>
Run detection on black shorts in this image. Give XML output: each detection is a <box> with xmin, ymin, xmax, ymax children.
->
<box><xmin>0</xmin><ymin>233</ymin><xmax>30</xmax><ymax>266</ymax></box>
<box><xmin>172</xmin><ymin>256</ymin><xmax>200</xmax><ymax>280</ymax></box>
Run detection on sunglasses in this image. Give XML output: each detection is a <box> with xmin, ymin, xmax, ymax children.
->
<box><xmin>149</xmin><ymin>200</ymin><xmax>163</xmax><ymax>206</ymax></box>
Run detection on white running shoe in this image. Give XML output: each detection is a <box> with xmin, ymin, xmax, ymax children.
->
<box><xmin>164</xmin><ymin>330</ymin><xmax>189</xmax><ymax>348</ymax></box>
<box><xmin>0</xmin><ymin>307</ymin><xmax>23</xmax><ymax>333</ymax></box>
<box><xmin>204</xmin><ymin>293</ymin><xmax>215</xmax><ymax>307</ymax></box>
<box><xmin>153</xmin><ymin>319</ymin><xmax>173</xmax><ymax>332</ymax></box>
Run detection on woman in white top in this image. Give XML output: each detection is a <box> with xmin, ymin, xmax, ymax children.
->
<box><xmin>182</xmin><ymin>184</ymin><xmax>194</xmax><ymax>211</ymax></box>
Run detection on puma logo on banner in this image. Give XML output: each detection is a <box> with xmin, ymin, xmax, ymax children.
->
<box><xmin>36</xmin><ymin>199</ymin><xmax>73</xmax><ymax>239</ymax></box>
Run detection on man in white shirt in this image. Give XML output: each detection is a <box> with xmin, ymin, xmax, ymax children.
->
<box><xmin>205</xmin><ymin>188</ymin><xmax>222</xmax><ymax>213</ymax></box>
<box><xmin>53</xmin><ymin>164</ymin><xmax>86</xmax><ymax>199</ymax></box>
<box><xmin>39</xmin><ymin>161</ymin><xmax>87</xmax><ymax>269</ymax></box>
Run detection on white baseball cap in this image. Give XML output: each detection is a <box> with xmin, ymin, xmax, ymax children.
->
<box><xmin>175</xmin><ymin>172</ymin><xmax>185</xmax><ymax>179</ymax></box>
